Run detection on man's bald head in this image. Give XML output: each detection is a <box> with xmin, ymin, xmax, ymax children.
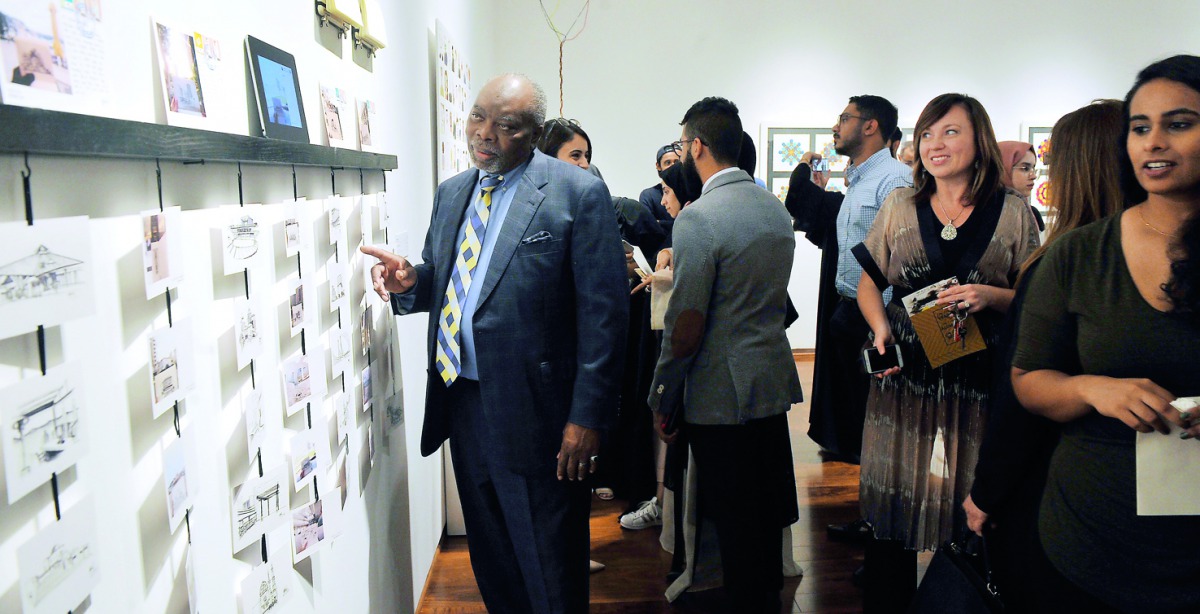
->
<box><xmin>467</xmin><ymin>74</ymin><xmax>548</xmax><ymax>173</ymax></box>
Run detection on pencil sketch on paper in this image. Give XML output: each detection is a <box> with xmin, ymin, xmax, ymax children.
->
<box><xmin>226</xmin><ymin>215</ymin><xmax>259</xmax><ymax>260</ymax></box>
<box><xmin>231</xmin><ymin>467</ymin><xmax>289</xmax><ymax>553</ymax></box>
<box><xmin>0</xmin><ymin>217</ymin><xmax>93</xmax><ymax>340</ymax></box>
<box><xmin>234</xmin><ymin>296</ymin><xmax>264</xmax><ymax>370</ymax></box>
<box><xmin>328</xmin><ymin>262</ymin><xmax>348</xmax><ymax>312</ymax></box>
<box><xmin>239</xmin><ymin>551</ymin><xmax>293</xmax><ymax>614</ymax></box>
<box><xmin>334</xmin><ymin>392</ymin><xmax>354</xmax><ymax>444</ymax></box>
<box><xmin>327</xmin><ymin>198</ymin><xmax>346</xmax><ymax>245</ymax></box>
<box><xmin>331</xmin><ymin>326</ymin><xmax>351</xmax><ymax>378</ymax></box>
<box><xmin>243</xmin><ymin>389</ymin><xmax>266</xmax><ymax>462</ymax></box>
<box><xmin>2</xmin><ymin>364</ymin><xmax>87</xmax><ymax>503</ymax></box>
<box><xmin>17</xmin><ymin>498</ymin><xmax>100</xmax><ymax>614</ymax></box>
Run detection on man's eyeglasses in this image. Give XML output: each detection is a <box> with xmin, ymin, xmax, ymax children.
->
<box><xmin>670</xmin><ymin>137</ymin><xmax>705</xmax><ymax>154</ymax></box>
<box><xmin>836</xmin><ymin>113</ymin><xmax>866</xmax><ymax>125</ymax></box>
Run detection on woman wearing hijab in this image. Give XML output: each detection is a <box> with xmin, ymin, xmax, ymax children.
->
<box><xmin>999</xmin><ymin>140</ymin><xmax>1045</xmax><ymax>231</ymax></box>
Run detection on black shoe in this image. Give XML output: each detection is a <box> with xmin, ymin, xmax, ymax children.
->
<box><xmin>827</xmin><ymin>518</ymin><xmax>872</xmax><ymax>543</ymax></box>
<box><xmin>851</xmin><ymin>564</ymin><xmax>865</xmax><ymax>588</ymax></box>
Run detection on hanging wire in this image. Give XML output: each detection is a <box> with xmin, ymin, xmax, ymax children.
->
<box><xmin>537</xmin><ymin>0</ymin><xmax>591</xmax><ymax>117</ymax></box>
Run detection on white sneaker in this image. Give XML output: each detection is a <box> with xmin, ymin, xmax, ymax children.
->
<box><xmin>619</xmin><ymin>497</ymin><xmax>662</xmax><ymax>530</ymax></box>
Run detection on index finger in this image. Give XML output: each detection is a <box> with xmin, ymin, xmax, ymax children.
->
<box><xmin>360</xmin><ymin>244</ymin><xmax>401</xmax><ymax>264</ymax></box>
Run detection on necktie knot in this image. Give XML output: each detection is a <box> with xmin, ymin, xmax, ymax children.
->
<box><xmin>480</xmin><ymin>174</ymin><xmax>504</xmax><ymax>193</ymax></box>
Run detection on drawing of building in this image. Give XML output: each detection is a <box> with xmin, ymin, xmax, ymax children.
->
<box><xmin>10</xmin><ymin>384</ymin><xmax>79</xmax><ymax>475</ymax></box>
<box><xmin>226</xmin><ymin>215</ymin><xmax>259</xmax><ymax>260</ymax></box>
<box><xmin>257</xmin><ymin>566</ymin><xmax>279</xmax><ymax>612</ymax></box>
<box><xmin>29</xmin><ymin>542</ymin><xmax>92</xmax><ymax>605</ymax></box>
<box><xmin>239</xmin><ymin>309</ymin><xmax>258</xmax><ymax>348</ymax></box>
<box><xmin>0</xmin><ymin>245</ymin><xmax>84</xmax><ymax>302</ymax></box>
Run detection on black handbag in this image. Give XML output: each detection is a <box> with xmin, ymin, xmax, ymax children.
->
<box><xmin>907</xmin><ymin>534</ymin><xmax>1004</xmax><ymax>613</ymax></box>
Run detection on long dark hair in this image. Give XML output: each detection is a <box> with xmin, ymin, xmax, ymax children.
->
<box><xmin>537</xmin><ymin>118</ymin><xmax>592</xmax><ymax>161</ymax></box>
<box><xmin>1124</xmin><ymin>55</ymin><xmax>1200</xmax><ymax>314</ymax></box>
<box><xmin>911</xmin><ymin>93</ymin><xmax>1005</xmax><ymax>208</ymax></box>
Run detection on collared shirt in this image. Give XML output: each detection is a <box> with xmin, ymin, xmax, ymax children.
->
<box><xmin>835</xmin><ymin>148</ymin><xmax>912</xmax><ymax>299</ymax></box>
<box><xmin>396</xmin><ymin>158</ymin><xmax>530</xmax><ymax>380</ymax></box>
<box><xmin>702</xmin><ymin>166</ymin><xmax>740</xmax><ymax>193</ymax></box>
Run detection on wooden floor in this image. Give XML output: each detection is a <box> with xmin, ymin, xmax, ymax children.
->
<box><xmin>418</xmin><ymin>360</ymin><xmax>879</xmax><ymax>613</ymax></box>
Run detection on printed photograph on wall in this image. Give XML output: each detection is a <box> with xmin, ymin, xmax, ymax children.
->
<box><xmin>0</xmin><ymin>0</ymin><xmax>110</xmax><ymax>115</ymax></box>
<box><xmin>361</xmin><ymin>364</ymin><xmax>373</xmax><ymax>412</ymax></box>
<box><xmin>1026</xmin><ymin>125</ymin><xmax>1053</xmax><ymax>214</ymax></box>
<box><xmin>141</xmin><ymin>207</ymin><xmax>182</xmax><ymax>298</ymax></box>
<box><xmin>435</xmin><ymin>20</ymin><xmax>472</xmax><ymax>182</ymax></box>
<box><xmin>286</xmin><ymin>277</ymin><xmax>307</xmax><ymax>337</ymax></box>
<box><xmin>291</xmin><ymin>499</ymin><xmax>327</xmax><ymax>562</ymax></box>
<box><xmin>17</xmin><ymin>497</ymin><xmax>100</xmax><ymax>614</ymax></box>
<box><xmin>2</xmin><ymin>363</ymin><xmax>87</xmax><ymax>503</ymax></box>
<box><xmin>358</xmin><ymin>98</ymin><xmax>377</xmax><ymax>151</ymax></box>
<box><xmin>282</xmin><ymin>199</ymin><xmax>309</xmax><ymax>258</ymax></box>
<box><xmin>149</xmin><ymin>323</ymin><xmax>193</xmax><ymax>417</ymax></box>
<box><xmin>281</xmin><ymin>348</ymin><xmax>326</xmax><ymax>417</ymax></box>
<box><xmin>161</xmin><ymin>434</ymin><xmax>193</xmax><ymax>532</ymax></box>
<box><xmin>238</xmin><ymin>548</ymin><xmax>294</xmax><ymax>614</ymax></box>
<box><xmin>319</xmin><ymin>84</ymin><xmax>353</xmax><ymax>148</ymax></box>
<box><xmin>326</xmin><ymin>196</ymin><xmax>346</xmax><ymax>245</ymax></box>
<box><xmin>153</xmin><ymin>20</ymin><xmax>205</xmax><ymax>117</ymax></box>
<box><xmin>289</xmin><ymin>425</ymin><xmax>330</xmax><ymax>491</ymax></box>
<box><xmin>230</xmin><ymin>466</ymin><xmax>290</xmax><ymax>554</ymax></box>
<box><xmin>0</xmin><ymin>216</ymin><xmax>94</xmax><ymax>340</ymax></box>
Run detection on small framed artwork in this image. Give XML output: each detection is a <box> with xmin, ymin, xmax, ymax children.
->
<box><xmin>245</xmin><ymin>36</ymin><xmax>308</xmax><ymax>143</ymax></box>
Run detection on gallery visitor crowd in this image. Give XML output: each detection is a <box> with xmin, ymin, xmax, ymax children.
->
<box><xmin>363</xmin><ymin>53</ymin><xmax>1200</xmax><ymax>613</ymax></box>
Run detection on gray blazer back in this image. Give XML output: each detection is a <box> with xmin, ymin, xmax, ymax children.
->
<box><xmin>649</xmin><ymin>169</ymin><xmax>803</xmax><ymax>425</ymax></box>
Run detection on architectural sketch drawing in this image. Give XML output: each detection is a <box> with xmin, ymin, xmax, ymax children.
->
<box><xmin>326</xmin><ymin>198</ymin><xmax>344</xmax><ymax>245</ymax></box>
<box><xmin>243</xmin><ymin>389</ymin><xmax>267</xmax><ymax>462</ymax></box>
<box><xmin>221</xmin><ymin>206</ymin><xmax>266</xmax><ymax>275</ymax></box>
<box><xmin>3</xmin><ymin>363</ymin><xmax>87</xmax><ymax>503</ymax></box>
<box><xmin>328</xmin><ymin>260</ymin><xmax>348</xmax><ymax>313</ymax></box>
<box><xmin>231</xmin><ymin>467</ymin><xmax>289</xmax><ymax>553</ymax></box>
<box><xmin>17</xmin><ymin>497</ymin><xmax>100</xmax><ymax>614</ymax></box>
<box><xmin>334</xmin><ymin>392</ymin><xmax>353</xmax><ymax>444</ymax></box>
<box><xmin>239</xmin><ymin>550</ymin><xmax>293</xmax><ymax>614</ymax></box>
<box><xmin>0</xmin><ymin>217</ymin><xmax>94</xmax><ymax>340</ymax></box>
<box><xmin>330</xmin><ymin>326</ymin><xmax>352</xmax><ymax>379</ymax></box>
<box><xmin>234</xmin><ymin>295</ymin><xmax>264</xmax><ymax>370</ymax></box>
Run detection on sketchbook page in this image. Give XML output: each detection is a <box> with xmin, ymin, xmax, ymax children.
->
<box><xmin>1137</xmin><ymin>427</ymin><xmax>1200</xmax><ymax>516</ymax></box>
<box><xmin>230</xmin><ymin>465</ymin><xmax>290</xmax><ymax>554</ymax></box>
<box><xmin>2</xmin><ymin>362</ymin><xmax>88</xmax><ymax>503</ymax></box>
<box><xmin>0</xmin><ymin>217</ymin><xmax>94</xmax><ymax>340</ymax></box>
<box><xmin>0</xmin><ymin>1</ymin><xmax>112</xmax><ymax>116</ymax></box>
<box><xmin>17</xmin><ymin>496</ymin><xmax>100</xmax><ymax>614</ymax></box>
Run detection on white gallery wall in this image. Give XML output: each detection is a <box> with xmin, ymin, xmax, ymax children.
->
<box><xmin>483</xmin><ymin>0</ymin><xmax>1200</xmax><ymax>348</ymax></box>
<box><xmin>0</xmin><ymin>1</ymin><xmax>495</xmax><ymax>613</ymax></box>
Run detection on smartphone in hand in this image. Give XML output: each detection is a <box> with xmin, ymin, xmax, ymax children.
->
<box><xmin>862</xmin><ymin>344</ymin><xmax>903</xmax><ymax>374</ymax></box>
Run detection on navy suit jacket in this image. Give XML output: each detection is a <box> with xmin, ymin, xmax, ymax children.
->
<box><xmin>393</xmin><ymin>150</ymin><xmax>628</xmax><ymax>473</ymax></box>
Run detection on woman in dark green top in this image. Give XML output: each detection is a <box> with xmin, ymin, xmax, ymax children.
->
<box><xmin>1012</xmin><ymin>55</ymin><xmax>1200</xmax><ymax>613</ymax></box>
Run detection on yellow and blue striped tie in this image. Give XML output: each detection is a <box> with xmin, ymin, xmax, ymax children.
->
<box><xmin>435</xmin><ymin>174</ymin><xmax>503</xmax><ymax>385</ymax></box>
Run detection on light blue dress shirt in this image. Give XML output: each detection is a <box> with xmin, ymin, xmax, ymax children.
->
<box><xmin>834</xmin><ymin>148</ymin><xmax>912</xmax><ymax>300</ymax></box>
<box><xmin>396</xmin><ymin>158</ymin><xmax>529</xmax><ymax>380</ymax></box>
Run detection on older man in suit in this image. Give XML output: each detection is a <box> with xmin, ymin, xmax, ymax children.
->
<box><xmin>361</xmin><ymin>74</ymin><xmax>627</xmax><ymax>613</ymax></box>
<box><xmin>649</xmin><ymin>97</ymin><xmax>803</xmax><ymax>612</ymax></box>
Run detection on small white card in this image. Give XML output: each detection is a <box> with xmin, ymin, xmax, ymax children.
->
<box><xmin>1137</xmin><ymin>425</ymin><xmax>1200</xmax><ymax>516</ymax></box>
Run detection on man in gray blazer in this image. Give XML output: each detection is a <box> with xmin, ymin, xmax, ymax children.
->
<box><xmin>362</xmin><ymin>74</ymin><xmax>627</xmax><ymax>613</ymax></box>
<box><xmin>649</xmin><ymin>97</ymin><xmax>803</xmax><ymax>612</ymax></box>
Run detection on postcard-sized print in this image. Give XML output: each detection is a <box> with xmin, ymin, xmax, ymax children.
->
<box><xmin>149</xmin><ymin>322</ymin><xmax>194</xmax><ymax>418</ymax></box>
<box><xmin>2</xmin><ymin>362</ymin><xmax>87</xmax><ymax>504</ymax></box>
<box><xmin>333</xmin><ymin>391</ymin><xmax>355</xmax><ymax>445</ymax></box>
<box><xmin>221</xmin><ymin>205</ymin><xmax>265</xmax><ymax>275</ymax></box>
<box><xmin>141</xmin><ymin>207</ymin><xmax>183</xmax><ymax>298</ymax></box>
<box><xmin>243</xmin><ymin>388</ymin><xmax>268</xmax><ymax>462</ymax></box>
<box><xmin>0</xmin><ymin>1</ymin><xmax>75</xmax><ymax>106</ymax></box>
<box><xmin>0</xmin><ymin>216</ymin><xmax>94</xmax><ymax>340</ymax></box>
<box><xmin>289</xmin><ymin>425</ymin><xmax>331</xmax><ymax>492</ymax></box>
<box><xmin>233</xmin><ymin>295</ymin><xmax>264</xmax><ymax>370</ymax></box>
<box><xmin>281</xmin><ymin>348</ymin><xmax>327</xmax><ymax>417</ymax></box>
<box><xmin>359</xmin><ymin>301</ymin><xmax>373</xmax><ymax>356</ymax></box>
<box><xmin>320</xmin><ymin>84</ymin><xmax>354</xmax><ymax>149</ymax></box>
<box><xmin>286</xmin><ymin>276</ymin><xmax>308</xmax><ymax>337</ymax></box>
<box><xmin>327</xmin><ymin>256</ymin><xmax>350</xmax><ymax>315</ymax></box>
<box><xmin>238</xmin><ymin>548</ymin><xmax>294</xmax><ymax>614</ymax></box>
<box><xmin>17</xmin><ymin>497</ymin><xmax>100</xmax><ymax>614</ymax></box>
<box><xmin>291</xmin><ymin>491</ymin><xmax>342</xmax><ymax>563</ymax></box>
<box><xmin>152</xmin><ymin>19</ymin><xmax>206</xmax><ymax>119</ymax></box>
<box><xmin>330</xmin><ymin>324</ymin><xmax>352</xmax><ymax>380</ymax></box>
<box><xmin>358</xmin><ymin>98</ymin><xmax>377</xmax><ymax>151</ymax></box>
<box><xmin>231</xmin><ymin>465</ymin><xmax>290</xmax><ymax>554</ymax></box>
<box><xmin>185</xmin><ymin>547</ymin><xmax>199</xmax><ymax>614</ymax></box>
<box><xmin>360</xmin><ymin>193</ymin><xmax>377</xmax><ymax>246</ymax></box>
<box><xmin>162</xmin><ymin>434</ymin><xmax>194</xmax><ymax>532</ymax></box>
<box><xmin>331</xmin><ymin>443</ymin><xmax>353</xmax><ymax>510</ymax></box>
<box><xmin>326</xmin><ymin>196</ymin><xmax>347</xmax><ymax>245</ymax></box>
<box><xmin>361</xmin><ymin>364</ymin><xmax>374</xmax><ymax>412</ymax></box>
<box><xmin>282</xmin><ymin>199</ymin><xmax>309</xmax><ymax>258</ymax></box>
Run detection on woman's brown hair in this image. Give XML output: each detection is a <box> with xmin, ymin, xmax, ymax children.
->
<box><xmin>911</xmin><ymin>93</ymin><xmax>1005</xmax><ymax>208</ymax></box>
<box><xmin>1016</xmin><ymin>99</ymin><xmax>1127</xmax><ymax>282</ymax></box>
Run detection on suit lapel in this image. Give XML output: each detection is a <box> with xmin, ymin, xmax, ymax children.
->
<box><xmin>475</xmin><ymin>154</ymin><xmax>547</xmax><ymax>310</ymax></box>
